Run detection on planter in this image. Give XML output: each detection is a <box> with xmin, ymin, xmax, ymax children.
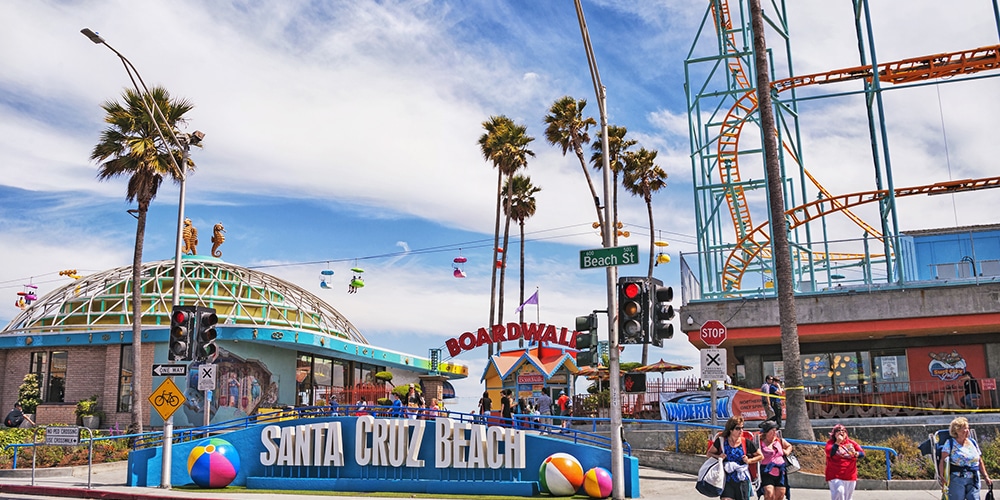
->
<box><xmin>81</xmin><ymin>415</ymin><xmax>100</xmax><ymax>429</ymax></box>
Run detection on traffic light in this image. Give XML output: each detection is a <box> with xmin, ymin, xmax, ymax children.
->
<box><xmin>650</xmin><ymin>280</ymin><xmax>675</xmax><ymax>347</ymax></box>
<box><xmin>193</xmin><ymin>306</ymin><xmax>219</xmax><ymax>362</ymax></box>
<box><xmin>618</xmin><ymin>277</ymin><xmax>647</xmax><ymax>344</ymax></box>
<box><xmin>574</xmin><ymin>313</ymin><xmax>599</xmax><ymax>367</ymax></box>
<box><xmin>169</xmin><ymin>305</ymin><xmax>196</xmax><ymax>362</ymax></box>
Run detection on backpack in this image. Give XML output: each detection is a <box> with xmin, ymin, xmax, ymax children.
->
<box><xmin>4</xmin><ymin>410</ymin><xmax>24</xmax><ymax>428</ymax></box>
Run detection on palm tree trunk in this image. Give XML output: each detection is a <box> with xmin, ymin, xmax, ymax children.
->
<box><xmin>497</xmin><ymin>176</ymin><xmax>515</xmax><ymax>349</ymax></box>
<box><xmin>488</xmin><ymin>169</ymin><xmax>502</xmax><ymax>358</ymax></box>
<box><xmin>130</xmin><ymin>201</ymin><xmax>149</xmax><ymax>434</ymax></box>
<box><xmin>573</xmin><ymin>140</ymin><xmax>605</xmax><ymax>231</ymax></box>
<box><xmin>642</xmin><ymin>193</ymin><xmax>655</xmax><ymax>365</ymax></box>
<box><xmin>518</xmin><ymin>220</ymin><xmax>526</xmax><ymax>348</ymax></box>
<box><xmin>749</xmin><ymin>0</ymin><xmax>813</xmax><ymax>440</ymax></box>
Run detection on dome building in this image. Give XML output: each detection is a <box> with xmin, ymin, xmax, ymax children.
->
<box><xmin>1</xmin><ymin>255</ymin><xmax>467</xmax><ymax>428</ymax></box>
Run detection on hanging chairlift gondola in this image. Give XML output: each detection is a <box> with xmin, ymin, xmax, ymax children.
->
<box><xmin>319</xmin><ymin>269</ymin><xmax>335</xmax><ymax>289</ymax></box>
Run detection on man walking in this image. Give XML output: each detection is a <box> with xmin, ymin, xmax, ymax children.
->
<box><xmin>761</xmin><ymin>375</ymin><xmax>775</xmax><ymax>420</ymax></box>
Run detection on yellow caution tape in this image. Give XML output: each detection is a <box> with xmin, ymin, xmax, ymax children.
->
<box><xmin>727</xmin><ymin>384</ymin><xmax>1000</xmax><ymax>414</ymax></box>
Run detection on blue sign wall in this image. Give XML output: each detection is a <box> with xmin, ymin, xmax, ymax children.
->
<box><xmin>128</xmin><ymin>415</ymin><xmax>641</xmax><ymax>497</ymax></box>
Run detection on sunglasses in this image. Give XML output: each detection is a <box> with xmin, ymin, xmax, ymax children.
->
<box><xmin>734</xmin><ymin>426</ymin><xmax>744</xmax><ymax>430</ymax></box>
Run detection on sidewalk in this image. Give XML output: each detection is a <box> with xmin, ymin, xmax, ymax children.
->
<box><xmin>0</xmin><ymin>461</ymin><xmax>949</xmax><ymax>499</ymax></box>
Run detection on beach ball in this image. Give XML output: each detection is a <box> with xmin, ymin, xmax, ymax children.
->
<box><xmin>187</xmin><ymin>438</ymin><xmax>241</xmax><ymax>488</ymax></box>
<box><xmin>583</xmin><ymin>466</ymin><xmax>613</xmax><ymax>498</ymax></box>
<box><xmin>539</xmin><ymin>452</ymin><xmax>584</xmax><ymax>496</ymax></box>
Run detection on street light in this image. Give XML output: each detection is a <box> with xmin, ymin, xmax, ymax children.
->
<box><xmin>81</xmin><ymin>27</ymin><xmax>202</xmax><ymax>490</ymax></box>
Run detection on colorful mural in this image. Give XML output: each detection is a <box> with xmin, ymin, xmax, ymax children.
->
<box><xmin>180</xmin><ymin>348</ymin><xmax>279</xmax><ymax>424</ymax></box>
<box><xmin>907</xmin><ymin>345</ymin><xmax>987</xmax><ymax>383</ymax></box>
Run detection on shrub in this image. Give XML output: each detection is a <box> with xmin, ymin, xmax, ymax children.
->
<box><xmin>17</xmin><ymin>374</ymin><xmax>41</xmax><ymax>415</ymax></box>
<box><xmin>679</xmin><ymin>428</ymin><xmax>713</xmax><ymax>455</ymax></box>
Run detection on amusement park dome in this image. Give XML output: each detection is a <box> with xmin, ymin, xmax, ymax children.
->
<box><xmin>2</xmin><ymin>255</ymin><xmax>367</xmax><ymax>344</ymax></box>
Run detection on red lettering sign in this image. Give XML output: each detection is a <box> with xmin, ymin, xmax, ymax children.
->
<box><xmin>444</xmin><ymin>323</ymin><xmax>578</xmax><ymax>357</ymax></box>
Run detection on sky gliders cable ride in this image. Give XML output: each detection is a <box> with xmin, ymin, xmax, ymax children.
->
<box><xmin>319</xmin><ymin>268</ymin><xmax>335</xmax><ymax>289</ymax></box>
<box><xmin>348</xmin><ymin>267</ymin><xmax>365</xmax><ymax>294</ymax></box>
<box><xmin>453</xmin><ymin>250</ymin><xmax>467</xmax><ymax>278</ymax></box>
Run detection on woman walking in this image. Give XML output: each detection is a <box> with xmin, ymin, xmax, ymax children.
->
<box><xmin>825</xmin><ymin>424</ymin><xmax>864</xmax><ymax>500</ymax></box>
<box><xmin>938</xmin><ymin>416</ymin><xmax>992</xmax><ymax>500</ymax></box>
<box><xmin>758</xmin><ymin>420</ymin><xmax>792</xmax><ymax>500</ymax></box>
<box><xmin>707</xmin><ymin>416</ymin><xmax>762</xmax><ymax>500</ymax></box>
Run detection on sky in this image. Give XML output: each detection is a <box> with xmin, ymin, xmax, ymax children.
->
<box><xmin>2</xmin><ymin>0</ymin><xmax>999</xmax><ymax>412</ymax></box>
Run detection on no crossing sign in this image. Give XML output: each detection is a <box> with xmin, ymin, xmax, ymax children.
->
<box><xmin>700</xmin><ymin>320</ymin><xmax>727</xmax><ymax>347</ymax></box>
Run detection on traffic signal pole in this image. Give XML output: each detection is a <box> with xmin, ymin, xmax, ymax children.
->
<box><xmin>574</xmin><ymin>2</ymin><xmax>624</xmax><ymax>497</ymax></box>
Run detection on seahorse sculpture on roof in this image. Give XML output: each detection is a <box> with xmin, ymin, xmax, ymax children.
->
<box><xmin>211</xmin><ymin>223</ymin><xmax>226</xmax><ymax>258</ymax></box>
<box><xmin>182</xmin><ymin>218</ymin><xmax>198</xmax><ymax>255</ymax></box>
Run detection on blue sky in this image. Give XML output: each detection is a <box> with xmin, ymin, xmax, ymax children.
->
<box><xmin>2</xmin><ymin>0</ymin><xmax>999</xmax><ymax>411</ymax></box>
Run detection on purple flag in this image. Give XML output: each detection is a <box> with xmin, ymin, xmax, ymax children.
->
<box><xmin>514</xmin><ymin>290</ymin><xmax>539</xmax><ymax>313</ymax></box>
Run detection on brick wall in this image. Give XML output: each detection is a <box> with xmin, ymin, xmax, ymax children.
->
<box><xmin>36</xmin><ymin>402</ymin><xmax>76</xmax><ymax>426</ymax></box>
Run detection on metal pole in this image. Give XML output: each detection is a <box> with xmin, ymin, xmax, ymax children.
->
<box><xmin>573</xmin><ymin>2</ymin><xmax>623</xmax><ymax>498</ymax></box>
<box><xmin>162</xmin><ymin>413</ymin><xmax>173</xmax><ymax>488</ymax></box>
<box><xmin>84</xmin><ymin>427</ymin><xmax>93</xmax><ymax>489</ymax></box>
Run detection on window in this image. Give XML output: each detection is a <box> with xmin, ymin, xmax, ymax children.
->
<box><xmin>118</xmin><ymin>345</ymin><xmax>134</xmax><ymax>413</ymax></box>
<box><xmin>29</xmin><ymin>351</ymin><xmax>67</xmax><ymax>403</ymax></box>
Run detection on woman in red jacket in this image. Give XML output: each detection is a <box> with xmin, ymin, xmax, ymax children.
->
<box><xmin>824</xmin><ymin>424</ymin><xmax>865</xmax><ymax>500</ymax></box>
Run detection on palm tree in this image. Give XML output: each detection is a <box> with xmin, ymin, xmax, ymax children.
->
<box><xmin>544</xmin><ymin>96</ymin><xmax>604</xmax><ymax>233</ymax></box>
<box><xmin>622</xmin><ymin>147</ymin><xmax>667</xmax><ymax>365</ymax></box>
<box><xmin>478</xmin><ymin>116</ymin><xmax>534</xmax><ymax>355</ymax></box>
<box><xmin>91</xmin><ymin>86</ymin><xmax>195</xmax><ymax>433</ymax></box>
<box><xmin>503</xmin><ymin>174</ymin><xmax>541</xmax><ymax>345</ymax></box>
<box><xmin>591</xmin><ymin>125</ymin><xmax>636</xmax><ymax>246</ymax></box>
<box><xmin>749</xmin><ymin>0</ymin><xmax>813</xmax><ymax>440</ymax></box>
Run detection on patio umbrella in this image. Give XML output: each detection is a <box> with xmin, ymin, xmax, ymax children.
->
<box><xmin>635</xmin><ymin>359</ymin><xmax>694</xmax><ymax>388</ymax></box>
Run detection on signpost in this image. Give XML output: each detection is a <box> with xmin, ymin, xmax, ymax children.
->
<box><xmin>701</xmin><ymin>348</ymin><xmax>727</xmax><ymax>381</ymax></box>
<box><xmin>699</xmin><ymin>320</ymin><xmax>727</xmax><ymax>425</ymax></box>
<box><xmin>148</xmin><ymin>377</ymin><xmax>186</xmax><ymax>421</ymax></box>
<box><xmin>152</xmin><ymin>363</ymin><xmax>187</xmax><ymax>377</ymax></box>
<box><xmin>700</xmin><ymin>320</ymin><xmax>727</xmax><ymax>346</ymax></box>
<box><xmin>198</xmin><ymin>364</ymin><xmax>217</xmax><ymax>391</ymax></box>
<box><xmin>45</xmin><ymin>426</ymin><xmax>80</xmax><ymax>446</ymax></box>
<box><xmin>579</xmin><ymin>245</ymin><xmax>639</xmax><ymax>269</ymax></box>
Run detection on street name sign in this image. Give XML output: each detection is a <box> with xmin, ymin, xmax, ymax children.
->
<box><xmin>45</xmin><ymin>426</ymin><xmax>80</xmax><ymax>446</ymax></box>
<box><xmin>198</xmin><ymin>364</ymin><xmax>217</xmax><ymax>391</ymax></box>
<box><xmin>580</xmin><ymin>245</ymin><xmax>639</xmax><ymax>269</ymax></box>
<box><xmin>152</xmin><ymin>364</ymin><xmax>187</xmax><ymax>377</ymax></box>
<box><xmin>700</xmin><ymin>348</ymin><xmax>727</xmax><ymax>381</ymax></box>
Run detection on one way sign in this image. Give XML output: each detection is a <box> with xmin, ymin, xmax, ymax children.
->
<box><xmin>700</xmin><ymin>348</ymin><xmax>727</xmax><ymax>381</ymax></box>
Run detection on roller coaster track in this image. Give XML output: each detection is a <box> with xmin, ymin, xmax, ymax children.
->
<box><xmin>722</xmin><ymin>176</ymin><xmax>1000</xmax><ymax>290</ymax></box>
<box><xmin>710</xmin><ymin>2</ymin><xmax>1000</xmax><ymax>290</ymax></box>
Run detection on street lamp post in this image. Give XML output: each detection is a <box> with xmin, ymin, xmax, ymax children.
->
<box><xmin>573</xmin><ymin>3</ymin><xmax>624</xmax><ymax>499</ymax></box>
<box><xmin>81</xmin><ymin>28</ymin><xmax>202</xmax><ymax>490</ymax></box>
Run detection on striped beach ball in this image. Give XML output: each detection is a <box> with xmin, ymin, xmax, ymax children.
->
<box><xmin>583</xmin><ymin>466</ymin><xmax>613</xmax><ymax>498</ymax></box>
<box><xmin>187</xmin><ymin>438</ymin><xmax>241</xmax><ymax>488</ymax></box>
<box><xmin>538</xmin><ymin>452</ymin><xmax>584</xmax><ymax>496</ymax></box>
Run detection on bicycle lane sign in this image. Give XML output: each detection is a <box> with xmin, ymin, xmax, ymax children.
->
<box><xmin>148</xmin><ymin>377</ymin><xmax>186</xmax><ymax>421</ymax></box>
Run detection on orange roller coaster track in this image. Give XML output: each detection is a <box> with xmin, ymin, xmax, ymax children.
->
<box><xmin>721</xmin><ymin>176</ymin><xmax>1000</xmax><ymax>290</ymax></box>
<box><xmin>713</xmin><ymin>38</ymin><xmax>1000</xmax><ymax>290</ymax></box>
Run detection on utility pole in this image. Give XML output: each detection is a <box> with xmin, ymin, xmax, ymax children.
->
<box><xmin>574</xmin><ymin>2</ymin><xmax>624</xmax><ymax>498</ymax></box>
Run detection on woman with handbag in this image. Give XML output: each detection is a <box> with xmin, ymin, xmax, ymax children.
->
<box><xmin>938</xmin><ymin>417</ymin><xmax>993</xmax><ymax>500</ymax></box>
<box><xmin>825</xmin><ymin>424</ymin><xmax>865</xmax><ymax>500</ymax></box>
<box><xmin>707</xmin><ymin>416</ymin><xmax>763</xmax><ymax>500</ymax></box>
<box><xmin>758</xmin><ymin>420</ymin><xmax>792</xmax><ymax>500</ymax></box>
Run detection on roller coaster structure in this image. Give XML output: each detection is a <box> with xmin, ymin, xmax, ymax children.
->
<box><xmin>685</xmin><ymin>0</ymin><xmax>1000</xmax><ymax>299</ymax></box>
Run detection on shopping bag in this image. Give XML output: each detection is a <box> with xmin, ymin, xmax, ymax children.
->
<box><xmin>785</xmin><ymin>453</ymin><xmax>801</xmax><ymax>474</ymax></box>
<box><xmin>696</xmin><ymin>456</ymin><xmax>725</xmax><ymax>497</ymax></box>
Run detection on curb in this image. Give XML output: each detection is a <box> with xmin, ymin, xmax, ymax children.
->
<box><xmin>0</xmin><ymin>484</ymin><xmax>180</xmax><ymax>500</ymax></box>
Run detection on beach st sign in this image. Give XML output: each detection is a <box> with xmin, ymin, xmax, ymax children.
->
<box><xmin>579</xmin><ymin>245</ymin><xmax>639</xmax><ymax>269</ymax></box>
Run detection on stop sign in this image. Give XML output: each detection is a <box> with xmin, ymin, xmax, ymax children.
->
<box><xmin>700</xmin><ymin>320</ymin><xmax>727</xmax><ymax>346</ymax></box>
